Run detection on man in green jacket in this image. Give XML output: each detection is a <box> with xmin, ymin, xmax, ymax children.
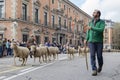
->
<box><xmin>85</xmin><ymin>10</ymin><xmax>105</xmax><ymax>76</ymax></box>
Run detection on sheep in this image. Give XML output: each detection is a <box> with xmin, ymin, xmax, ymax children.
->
<box><xmin>66</xmin><ymin>46</ymin><xmax>76</xmax><ymax>60</ymax></box>
<box><xmin>78</xmin><ymin>46</ymin><xmax>82</xmax><ymax>56</ymax></box>
<box><xmin>30</xmin><ymin>45</ymin><xmax>48</xmax><ymax>63</ymax></box>
<box><xmin>79</xmin><ymin>46</ymin><xmax>89</xmax><ymax>57</ymax></box>
<box><xmin>11</xmin><ymin>43</ymin><xmax>30</xmax><ymax>66</ymax></box>
<box><xmin>47</xmin><ymin>46</ymin><xmax>59</xmax><ymax>61</ymax></box>
<box><xmin>39</xmin><ymin>44</ymin><xmax>45</xmax><ymax>47</ymax></box>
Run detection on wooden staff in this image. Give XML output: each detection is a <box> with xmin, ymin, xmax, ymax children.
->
<box><xmin>84</xmin><ymin>41</ymin><xmax>89</xmax><ymax>70</ymax></box>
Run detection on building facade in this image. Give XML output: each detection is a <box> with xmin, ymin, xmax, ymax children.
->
<box><xmin>0</xmin><ymin>0</ymin><xmax>91</xmax><ymax>46</ymax></box>
<box><xmin>112</xmin><ymin>23</ymin><xmax>120</xmax><ymax>49</ymax></box>
<box><xmin>103</xmin><ymin>20</ymin><xmax>114</xmax><ymax>49</ymax></box>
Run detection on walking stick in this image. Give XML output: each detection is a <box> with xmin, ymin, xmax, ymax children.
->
<box><xmin>84</xmin><ymin>45</ymin><xmax>89</xmax><ymax>70</ymax></box>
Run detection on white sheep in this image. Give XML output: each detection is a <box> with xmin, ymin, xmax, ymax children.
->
<box><xmin>66</xmin><ymin>46</ymin><xmax>76</xmax><ymax>60</ymax></box>
<box><xmin>30</xmin><ymin>45</ymin><xmax>48</xmax><ymax>63</ymax></box>
<box><xmin>47</xmin><ymin>46</ymin><xmax>59</xmax><ymax>61</ymax></box>
<box><xmin>78</xmin><ymin>46</ymin><xmax>82</xmax><ymax>56</ymax></box>
<box><xmin>11</xmin><ymin>43</ymin><xmax>30</xmax><ymax>66</ymax></box>
<box><xmin>79</xmin><ymin>47</ymin><xmax>89</xmax><ymax>56</ymax></box>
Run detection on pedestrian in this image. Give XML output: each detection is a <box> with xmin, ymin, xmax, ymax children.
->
<box><xmin>45</xmin><ymin>40</ymin><xmax>51</xmax><ymax>47</ymax></box>
<box><xmin>0</xmin><ymin>36</ymin><xmax>3</xmax><ymax>57</ymax></box>
<box><xmin>84</xmin><ymin>10</ymin><xmax>105</xmax><ymax>76</ymax></box>
<box><xmin>6</xmin><ymin>40</ymin><xmax>11</xmax><ymax>56</ymax></box>
<box><xmin>27</xmin><ymin>34</ymin><xmax>36</xmax><ymax>58</ymax></box>
<box><xmin>2</xmin><ymin>38</ymin><xmax>7</xmax><ymax>56</ymax></box>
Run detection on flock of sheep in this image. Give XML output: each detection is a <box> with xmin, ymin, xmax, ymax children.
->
<box><xmin>11</xmin><ymin>42</ymin><xmax>89</xmax><ymax>66</ymax></box>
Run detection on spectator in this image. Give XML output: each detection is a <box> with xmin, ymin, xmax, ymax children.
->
<box><xmin>6</xmin><ymin>40</ymin><xmax>12</xmax><ymax>56</ymax></box>
<box><xmin>0</xmin><ymin>36</ymin><xmax>3</xmax><ymax>57</ymax></box>
<box><xmin>45</xmin><ymin>40</ymin><xmax>51</xmax><ymax>47</ymax></box>
<box><xmin>2</xmin><ymin>38</ymin><xmax>7</xmax><ymax>56</ymax></box>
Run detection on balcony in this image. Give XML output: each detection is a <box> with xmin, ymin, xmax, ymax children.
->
<box><xmin>43</xmin><ymin>22</ymin><xmax>50</xmax><ymax>27</ymax></box>
<box><xmin>34</xmin><ymin>19</ymin><xmax>41</xmax><ymax>25</ymax></box>
<box><xmin>51</xmin><ymin>24</ymin><xmax>57</xmax><ymax>29</ymax></box>
<box><xmin>61</xmin><ymin>26</ymin><xmax>67</xmax><ymax>31</ymax></box>
<box><xmin>56</xmin><ymin>8</ymin><xmax>64</xmax><ymax>13</ymax></box>
<box><xmin>20</xmin><ymin>15</ymin><xmax>30</xmax><ymax>22</ymax></box>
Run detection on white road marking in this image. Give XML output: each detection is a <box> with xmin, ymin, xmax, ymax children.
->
<box><xmin>0</xmin><ymin>76</ymin><xmax>6</xmax><ymax>79</ymax></box>
<box><xmin>3</xmin><ymin>62</ymin><xmax>56</xmax><ymax>80</ymax></box>
<box><xmin>20</xmin><ymin>67</ymin><xmax>34</xmax><ymax>72</ymax></box>
<box><xmin>3</xmin><ymin>56</ymin><xmax>67</xmax><ymax>80</ymax></box>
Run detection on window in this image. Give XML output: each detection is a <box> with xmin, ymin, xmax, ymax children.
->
<box><xmin>76</xmin><ymin>25</ymin><xmax>79</xmax><ymax>32</ymax></box>
<box><xmin>0</xmin><ymin>0</ymin><xmax>4</xmax><ymax>18</ymax></box>
<box><xmin>69</xmin><ymin>8</ymin><xmax>70</xmax><ymax>12</ymax></box>
<box><xmin>58</xmin><ymin>1</ymin><xmax>61</xmax><ymax>9</ymax></box>
<box><xmin>105</xmin><ymin>29</ymin><xmax>107</xmax><ymax>33</ymax></box>
<box><xmin>73</xmin><ymin>10</ymin><xmax>74</xmax><ymax>13</ymax></box>
<box><xmin>0</xmin><ymin>34</ymin><xmax>3</xmax><ymax>39</ymax></box>
<box><xmin>0</xmin><ymin>5</ymin><xmax>3</xmax><ymax>18</ymax></box>
<box><xmin>58</xmin><ymin>17</ymin><xmax>61</xmax><ymax>27</ymax></box>
<box><xmin>44</xmin><ymin>37</ymin><xmax>49</xmax><ymax>43</ymax></box>
<box><xmin>52</xmin><ymin>0</ymin><xmax>54</xmax><ymax>4</ymax></box>
<box><xmin>64</xmin><ymin>5</ymin><xmax>66</xmax><ymax>10</ymax></box>
<box><xmin>52</xmin><ymin>38</ymin><xmax>56</xmax><ymax>43</ymax></box>
<box><xmin>64</xmin><ymin>19</ymin><xmax>66</xmax><ymax>28</ymax></box>
<box><xmin>52</xmin><ymin>15</ymin><xmax>55</xmax><ymax>28</ymax></box>
<box><xmin>66</xmin><ymin>39</ymin><xmax>68</xmax><ymax>43</ymax></box>
<box><xmin>35</xmin><ymin>35</ymin><xmax>40</xmax><ymax>44</ymax></box>
<box><xmin>70</xmin><ymin>39</ymin><xmax>72</xmax><ymax>44</ymax></box>
<box><xmin>35</xmin><ymin>8</ymin><xmax>39</xmax><ymax>23</ymax></box>
<box><xmin>22</xmin><ymin>3</ymin><xmax>27</xmax><ymax>20</ymax></box>
<box><xmin>23</xmin><ymin>34</ymin><xmax>28</xmax><ymax>42</ymax></box>
<box><xmin>69</xmin><ymin>21</ymin><xmax>71</xmax><ymax>31</ymax></box>
<box><xmin>44</xmin><ymin>12</ymin><xmax>47</xmax><ymax>26</ymax></box>
<box><xmin>104</xmin><ymin>40</ymin><xmax>107</xmax><ymax>43</ymax></box>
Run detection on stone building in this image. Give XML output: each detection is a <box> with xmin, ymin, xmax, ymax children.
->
<box><xmin>0</xmin><ymin>0</ymin><xmax>91</xmax><ymax>45</ymax></box>
<box><xmin>112</xmin><ymin>23</ymin><xmax>120</xmax><ymax>49</ymax></box>
<box><xmin>103</xmin><ymin>20</ymin><xmax>114</xmax><ymax>49</ymax></box>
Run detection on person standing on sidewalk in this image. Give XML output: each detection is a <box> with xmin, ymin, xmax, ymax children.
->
<box><xmin>0</xmin><ymin>36</ymin><xmax>3</xmax><ymax>57</ymax></box>
<box><xmin>84</xmin><ymin>10</ymin><xmax>105</xmax><ymax>76</ymax></box>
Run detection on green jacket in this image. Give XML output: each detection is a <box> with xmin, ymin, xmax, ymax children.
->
<box><xmin>86</xmin><ymin>19</ymin><xmax>105</xmax><ymax>43</ymax></box>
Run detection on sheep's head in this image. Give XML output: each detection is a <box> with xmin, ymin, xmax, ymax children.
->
<box><xmin>11</xmin><ymin>43</ymin><xmax>17</xmax><ymax>49</ymax></box>
<box><xmin>30</xmin><ymin>45</ymin><xmax>36</xmax><ymax>55</ymax></box>
<box><xmin>39</xmin><ymin>44</ymin><xmax>44</xmax><ymax>47</ymax></box>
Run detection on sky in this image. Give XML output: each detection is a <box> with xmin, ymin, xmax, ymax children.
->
<box><xmin>69</xmin><ymin>0</ymin><xmax>120</xmax><ymax>22</ymax></box>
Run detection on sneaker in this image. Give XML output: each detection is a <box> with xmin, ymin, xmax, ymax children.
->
<box><xmin>92</xmin><ymin>70</ymin><xmax>97</xmax><ymax>76</ymax></box>
<box><xmin>97</xmin><ymin>67</ymin><xmax>102</xmax><ymax>73</ymax></box>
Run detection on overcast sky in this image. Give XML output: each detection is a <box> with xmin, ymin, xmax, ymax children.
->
<box><xmin>69</xmin><ymin>0</ymin><xmax>120</xmax><ymax>22</ymax></box>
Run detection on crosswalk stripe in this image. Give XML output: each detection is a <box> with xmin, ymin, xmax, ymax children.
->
<box><xmin>20</xmin><ymin>67</ymin><xmax>34</xmax><ymax>72</ymax></box>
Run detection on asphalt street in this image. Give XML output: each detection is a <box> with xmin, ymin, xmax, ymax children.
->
<box><xmin>0</xmin><ymin>52</ymin><xmax>120</xmax><ymax>80</ymax></box>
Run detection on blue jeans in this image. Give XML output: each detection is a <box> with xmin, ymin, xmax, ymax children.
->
<box><xmin>88</xmin><ymin>42</ymin><xmax>103</xmax><ymax>70</ymax></box>
<box><xmin>7</xmin><ymin>48</ymin><xmax>12</xmax><ymax>55</ymax></box>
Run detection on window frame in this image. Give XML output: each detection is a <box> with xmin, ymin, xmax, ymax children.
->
<box><xmin>44</xmin><ymin>11</ymin><xmax>48</xmax><ymax>26</ymax></box>
<box><xmin>22</xmin><ymin>3</ymin><xmax>27</xmax><ymax>20</ymax></box>
<box><xmin>52</xmin><ymin>0</ymin><xmax>54</xmax><ymax>4</ymax></box>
